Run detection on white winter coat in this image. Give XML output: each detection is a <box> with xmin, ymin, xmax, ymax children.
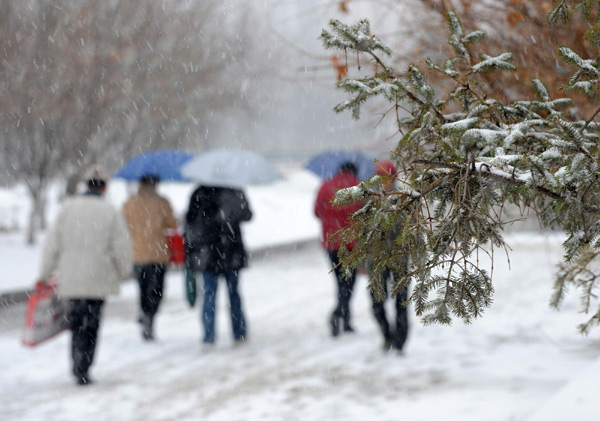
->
<box><xmin>40</xmin><ymin>193</ymin><xmax>132</xmax><ymax>299</ymax></box>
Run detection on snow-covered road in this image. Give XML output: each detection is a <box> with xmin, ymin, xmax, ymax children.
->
<box><xmin>1</xmin><ymin>234</ymin><xmax>598</xmax><ymax>420</ymax></box>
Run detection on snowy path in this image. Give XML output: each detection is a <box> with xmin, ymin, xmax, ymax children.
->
<box><xmin>1</xmin><ymin>235</ymin><xmax>599</xmax><ymax>420</ymax></box>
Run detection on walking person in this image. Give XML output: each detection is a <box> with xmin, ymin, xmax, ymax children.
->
<box><xmin>184</xmin><ymin>185</ymin><xmax>252</xmax><ymax>346</ymax></box>
<box><xmin>314</xmin><ymin>162</ymin><xmax>363</xmax><ymax>337</ymax></box>
<box><xmin>39</xmin><ymin>165</ymin><xmax>132</xmax><ymax>385</ymax></box>
<box><xmin>122</xmin><ymin>175</ymin><xmax>178</xmax><ymax>341</ymax></box>
<box><xmin>369</xmin><ymin>160</ymin><xmax>410</xmax><ymax>352</ymax></box>
<box><xmin>371</xmin><ymin>269</ymin><xmax>409</xmax><ymax>352</ymax></box>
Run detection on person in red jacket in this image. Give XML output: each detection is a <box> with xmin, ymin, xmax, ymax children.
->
<box><xmin>314</xmin><ymin>162</ymin><xmax>363</xmax><ymax>337</ymax></box>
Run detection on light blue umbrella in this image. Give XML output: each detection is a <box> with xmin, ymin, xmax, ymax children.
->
<box><xmin>114</xmin><ymin>150</ymin><xmax>193</xmax><ymax>181</ymax></box>
<box><xmin>305</xmin><ymin>149</ymin><xmax>375</xmax><ymax>180</ymax></box>
<box><xmin>181</xmin><ymin>149</ymin><xmax>282</xmax><ymax>188</ymax></box>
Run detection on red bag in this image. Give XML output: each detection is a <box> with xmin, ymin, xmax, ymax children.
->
<box><xmin>167</xmin><ymin>231</ymin><xmax>185</xmax><ymax>266</ymax></box>
<box><xmin>22</xmin><ymin>281</ymin><xmax>70</xmax><ymax>347</ymax></box>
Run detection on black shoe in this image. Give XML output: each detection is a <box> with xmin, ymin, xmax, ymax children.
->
<box><xmin>76</xmin><ymin>375</ymin><xmax>93</xmax><ymax>386</ymax></box>
<box><xmin>382</xmin><ymin>338</ymin><xmax>394</xmax><ymax>352</ymax></box>
<box><xmin>330</xmin><ymin>315</ymin><xmax>340</xmax><ymax>337</ymax></box>
<box><xmin>343</xmin><ymin>324</ymin><xmax>355</xmax><ymax>333</ymax></box>
<box><xmin>141</xmin><ymin>315</ymin><xmax>154</xmax><ymax>341</ymax></box>
<box><xmin>393</xmin><ymin>342</ymin><xmax>405</xmax><ymax>354</ymax></box>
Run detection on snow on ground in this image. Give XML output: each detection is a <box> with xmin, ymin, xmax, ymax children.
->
<box><xmin>1</xmin><ymin>170</ymin><xmax>600</xmax><ymax>420</ymax></box>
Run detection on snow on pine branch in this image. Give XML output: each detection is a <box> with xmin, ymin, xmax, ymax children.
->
<box><xmin>571</xmin><ymin>80</ymin><xmax>599</xmax><ymax>96</ymax></box>
<box><xmin>462</xmin><ymin>30</ymin><xmax>485</xmax><ymax>45</ymax></box>
<box><xmin>558</xmin><ymin>47</ymin><xmax>600</xmax><ymax>75</ymax></box>
<box><xmin>532</xmin><ymin>78</ymin><xmax>551</xmax><ymax>101</ymax></box>
<box><xmin>558</xmin><ymin>47</ymin><xmax>600</xmax><ymax>96</ymax></box>
<box><xmin>472</xmin><ymin>53</ymin><xmax>517</xmax><ymax>73</ymax></box>
<box><xmin>338</xmin><ymin>78</ymin><xmax>403</xmax><ymax>102</ymax></box>
<box><xmin>321</xmin><ymin>19</ymin><xmax>391</xmax><ymax>56</ymax></box>
<box><xmin>441</xmin><ymin>117</ymin><xmax>479</xmax><ymax>131</ymax></box>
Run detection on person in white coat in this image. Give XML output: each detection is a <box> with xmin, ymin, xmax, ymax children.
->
<box><xmin>39</xmin><ymin>164</ymin><xmax>132</xmax><ymax>386</ymax></box>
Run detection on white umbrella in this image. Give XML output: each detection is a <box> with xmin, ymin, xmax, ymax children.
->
<box><xmin>181</xmin><ymin>149</ymin><xmax>282</xmax><ymax>188</ymax></box>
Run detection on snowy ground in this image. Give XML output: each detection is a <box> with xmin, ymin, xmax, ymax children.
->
<box><xmin>1</xmin><ymin>170</ymin><xmax>600</xmax><ymax>420</ymax></box>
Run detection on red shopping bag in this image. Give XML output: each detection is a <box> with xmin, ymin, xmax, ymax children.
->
<box><xmin>167</xmin><ymin>231</ymin><xmax>185</xmax><ymax>266</ymax></box>
<box><xmin>22</xmin><ymin>280</ymin><xmax>70</xmax><ymax>347</ymax></box>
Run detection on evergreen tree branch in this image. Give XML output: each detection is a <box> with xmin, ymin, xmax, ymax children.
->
<box><xmin>324</xmin><ymin>3</ymin><xmax>600</xmax><ymax>329</ymax></box>
<box><xmin>412</xmin><ymin>159</ymin><xmax>600</xmax><ymax>214</ymax></box>
<box><xmin>584</xmin><ymin>105</ymin><xmax>600</xmax><ymax>130</ymax></box>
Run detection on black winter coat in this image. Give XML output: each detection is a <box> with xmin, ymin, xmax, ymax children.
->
<box><xmin>184</xmin><ymin>186</ymin><xmax>252</xmax><ymax>273</ymax></box>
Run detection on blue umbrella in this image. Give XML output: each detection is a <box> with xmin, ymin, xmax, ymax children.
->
<box><xmin>114</xmin><ymin>150</ymin><xmax>194</xmax><ymax>181</ymax></box>
<box><xmin>305</xmin><ymin>150</ymin><xmax>375</xmax><ymax>180</ymax></box>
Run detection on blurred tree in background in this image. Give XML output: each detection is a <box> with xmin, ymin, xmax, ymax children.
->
<box><xmin>330</xmin><ymin>0</ymin><xmax>597</xmax><ymax>118</ymax></box>
<box><xmin>413</xmin><ymin>0</ymin><xmax>597</xmax><ymax>117</ymax></box>
<box><xmin>0</xmin><ymin>0</ymin><xmax>273</xmax><ymax>244</ymax></box>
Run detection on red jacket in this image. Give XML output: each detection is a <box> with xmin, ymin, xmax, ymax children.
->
<box><xmin>314</xmin><ymin>170</ymin><xmax>362</xmax><ymax>251</ymax></box>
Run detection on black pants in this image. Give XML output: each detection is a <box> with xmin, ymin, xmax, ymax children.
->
<box><xmin>328</xmin><ymin>250</ymin><xmax>357</xmax><ymax>327</ymax></box>
<box><xmin>370</xmin><ymin>270</ymin><xmax>409</xmax><ymax>350</ymax></box>
<box><xmin>135</xmin><ymin>263</ymin><xmax>167</xmax><ymax>320</ymax></box>
<box><xmin>69</xmin><ymin>299</ymin><xmax>104</xmax><ymax>378</ymax></box>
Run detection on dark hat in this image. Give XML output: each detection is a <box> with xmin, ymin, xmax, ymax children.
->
<box><xmin>84</xmin><ymin>164</ymin><xmax>109</xmax><ymax>185</ymax></box>
<box><xmin>338</xmin><ymin>162</ymin><xmax>358</xmax><ymax>176</ymax></box>
<box><xmin>140</xmin><ymin>174</ymin><xmax>160</xmax><ymax>185</ymax></box>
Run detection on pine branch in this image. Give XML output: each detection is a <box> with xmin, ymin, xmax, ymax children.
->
<box><xmin>413</xmin><ymin>159</ymin><xmax>600</xmax><ymax>215</ymax></box>
<box><xmin>323</xmin><ymin>4</ymin><xmax>600</xmax><ymax>330</ymax></box>
<box><xmin>584</xmin><ymin>105</ymin><xmax>600</xmax><ymax>130</ymax></box>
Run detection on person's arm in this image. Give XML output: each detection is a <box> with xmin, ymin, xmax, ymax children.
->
<box><xmin>39</xmin><ymin>212</ymin><xmax>62</xmax><ymax>281</ymax></box>
<box><xmin>111</xmin><ymin>211</ymin><xmax>133</xmax><ymax>281</ymax></box>
<box><xmin>237</xmin><ymin>191</ymin><xmax>252</xmax><ymax>222</ymax></box>
<box><xmin>314</xmin><ymin>183</ymin><xmax>332</xmax><ymax>219</ymax></box>
<box><xmin>184</xmin><ymin>190</ymin><xmax>201</xmax><ymax>260</ymax></box>
<box><xmin>218</xmin><ymin>189</ymin><xmax>252</xmax><ymax>223</ymax></box>
<box><xmin>121</xmin><ymin>200</ymin><xmax>135</xmax><ymax>234</ymax></box>
<box><xmin>185</xmin><ymin>189</ymin><xmax>200</xmax><ymax>226</ymax></box>
<box><xmin>162</xmin><ymin>199</ymin><xmax>178</xmax><ymax>230</ymax></box>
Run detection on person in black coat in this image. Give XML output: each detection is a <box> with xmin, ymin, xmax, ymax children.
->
<box><xmin>369</xmin><ymin>160</ymin><xmax>409</xmax><ymax>353</ymax></box>
<box><xmin>184</xmin><ymin>185</ymin><xmax>252</xmax><ymax>345</ymax></box>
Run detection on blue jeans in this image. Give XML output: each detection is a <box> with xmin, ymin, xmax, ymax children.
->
<box><xmin>202</xmin><ymin>270</ymin><xmax>246</xmax><ymax>343</ymax></box>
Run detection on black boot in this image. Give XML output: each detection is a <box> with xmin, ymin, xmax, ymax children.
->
<box><xmin>343</xmin><ymin>320</ymin><xmax>355</xmax><ymax>333</ymax></box>
<box><xmin>141</xmin><ymin>315</ymin><xmax>154</xmax><ymax>341</ymax></box>
<box><xmin>74</xmin><ymin>366</ymin><xmax>93</xmax><ymax>386</ymax></box>
<box><xmin>76</xmin><ymin>374</ymin><xmax>93</xmax><ymax>386</ymax></box>
<box><xmin>382</xmin><ymin>336</ymin><xmax>394</xmax><ymax>352</ymax></box>
<box><xmin>330</xmin><ymin>314</ymin><xmax>340</xmax><ymax>337</ymax></box>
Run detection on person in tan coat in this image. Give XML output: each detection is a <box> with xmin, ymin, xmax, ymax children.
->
<box><xmin>122</xmin><ymin>175</ymin><xmax>178</xmax><ymax>340</ymax></box>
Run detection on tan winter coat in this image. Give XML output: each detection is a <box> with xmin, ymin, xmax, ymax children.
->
<box><xmin>122</xmin><ymin>185</ymin><xmax>178</xmax><ymax>264</ymax></box>
<box><xmin>40</xmin><ymin>193</ymin><xmax>132</xmax><ymax>299</ymax></box>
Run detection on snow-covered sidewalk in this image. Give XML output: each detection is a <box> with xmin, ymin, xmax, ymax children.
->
<box><xmin>1</xmin><ymin>234</ymin><xmax>599</xmax><ymax>420</ymax></box>
<box><xmin>527</xmin><ymin>355</ymin><xmax>600</xmax><ymax>421</ymax></box>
